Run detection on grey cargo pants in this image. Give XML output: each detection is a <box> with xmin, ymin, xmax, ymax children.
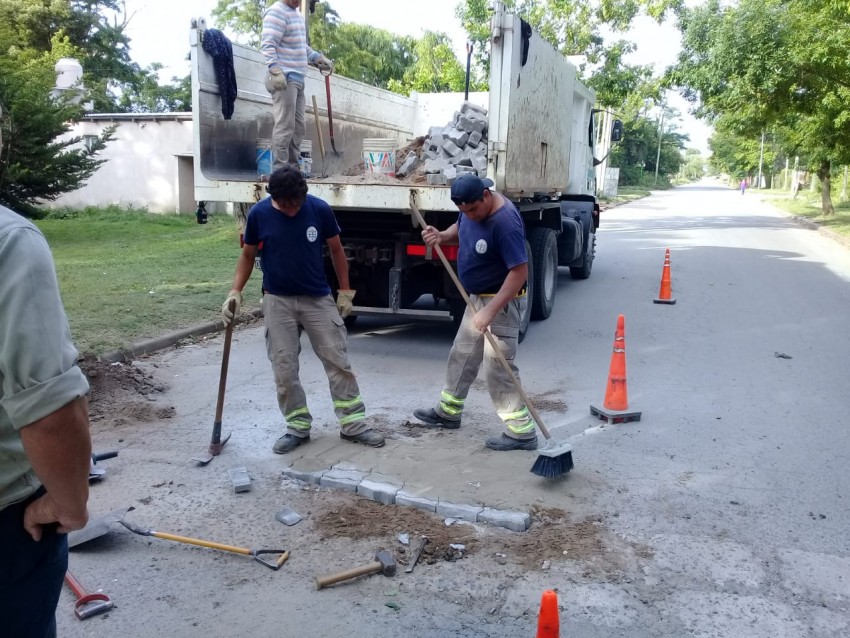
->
<box><xmin>434</xmin><ymin>295</ymin><xmax>535</xmax><ymax>439</ymax></box>
<box><xmin>266</xmin><ymin>75</ymin><xmax>305</xmax><ymax>170</ymax></box>
<box><xmin>263</xmin><ymin>294</ymin><xmax>367</xmax><ymax>438</ymax></box>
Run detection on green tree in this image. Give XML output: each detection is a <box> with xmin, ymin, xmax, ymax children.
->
<box><xmin>456</xmin><ymin>0</ymin><xmax>681</xmax><ymax>104</ymax></box>
<box><xmin>0</xmin><ymin>33</ymin><xmax>112</xmax><ymax>215</ymax></box>
<box><xmin>212</xmin><ymin>1</ymin><xmax>465</xmax><ymax>93</ymax></box>
<box><xmin>670</xmin><ymin>0</ymin><xmax>850</xmax><ymax>214</ymax></box>
<box><xmin>0</xmin><ymin>0</ymin><xmax>189</xmax><ymax>112</ymax></box>
<box><xmin>387</xmin><ymin>32</ymin><xmax>469</xmax><ymax>95</ymax></box>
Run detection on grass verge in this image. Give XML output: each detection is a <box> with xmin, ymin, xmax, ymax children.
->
<box><xmin>36</xmin><ymin>207</ymin><xmax>251</xmax><ymax>354</ymax></box>
<box><xmin>758</xmin><ymin>190</ymin><xmax>850</xmax><ymax>239</ymax></box>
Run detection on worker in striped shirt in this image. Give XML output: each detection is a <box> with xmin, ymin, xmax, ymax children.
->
<box><xmin>262</xmin><ymin>0</ymin><xmax>333</xmax><ymax>172</ymax></box>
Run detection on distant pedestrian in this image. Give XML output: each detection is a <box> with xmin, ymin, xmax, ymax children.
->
<box><xmin>221</xmin><ymin>166</ymin><xmax>384</xmax><ymax>453</ymax></box>
<box><xmin>740</xmin><ymin>178</ymin><xmax>748</xmax><ymax>195</ymax></box>
<box><xmin>0</xmin><ymin>203</ymin><xmax>93</xmax><ymax>637</ymax></box>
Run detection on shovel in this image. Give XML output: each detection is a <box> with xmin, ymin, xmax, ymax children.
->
<box><xmin>119</xmin><ymin>519</ymin><xmax>290</xmax><ymax>571</ymax></box>
<box><xmin>323</xmin><ymin>71</ymin><xmax>340</xmax><ymax>156</ymax></box>
<box><xmin>67</xmin><ymin>506</ymin><xmax>134</xmax><ymax>549</ymax></box>
<box><xmin>193</xmin><ymin>300</ymin><xmax>235</xmax><ymax>465</ymax></box>
<box><xmin>65</xmin><ymin>570</ymin><xmax>113</xmax><ymax>620</ymax></box>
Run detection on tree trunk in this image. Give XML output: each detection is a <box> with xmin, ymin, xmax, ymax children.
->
<box><xmin>817</xmin><ymin>160</ymin><xmax>835</xmax><ymax>215</ymax></box>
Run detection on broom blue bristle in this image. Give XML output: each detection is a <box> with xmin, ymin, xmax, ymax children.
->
<box><xmin>530</xmin><ymin>451</ymin><xmax>573</xmax><ymax>477</ymax></box>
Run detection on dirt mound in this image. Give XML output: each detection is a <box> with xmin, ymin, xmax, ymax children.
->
<box><xmin>313</xmin><ymin>498</ymin><xmax>478</xmax><ymax>568</ymax></box>
<box><xmin>78</xmin><ymin>357</ymin><xmax>168</xmax><ymax>423</ymax></box>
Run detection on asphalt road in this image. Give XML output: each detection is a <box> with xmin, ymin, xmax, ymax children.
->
<box><xmin>59</xmin><ymin>181</ymin><xmax>850</xmax><ymax>637</ymax></box>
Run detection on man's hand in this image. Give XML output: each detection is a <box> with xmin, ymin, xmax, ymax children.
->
<box><xmin>221</xmin><ymin>289</ymin><xmax>242</xmax><ymax>325</ymax></box>
<box><xmin>421</xmin><ymin>225</ymin><xmax>442</xmax><ymax>247</ymax></box>
<box><xmin>472</xmin><ymin>307</ymin><xmax>497</xmax><ymax>333</ymax></box>
<box><xmin>23</xmin><ymin>493</ymin><xmax>88</xmax><ymax>541</ymax></box>
<box><xmin>267</xmin><ymin>68</ymin><xmax>287</xmax><ymax>91</ymax></box>
<box><xmin>315</xmin><ymin>54</ymin><xmax>334</xmax><ymax>74</ymax></box>
<box><xmin>336</xmin><ymin>289</ymin><xmax>356</xmax><ymax>318</ymax></box>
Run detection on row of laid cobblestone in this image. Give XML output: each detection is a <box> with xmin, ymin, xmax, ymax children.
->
<box><xmin>281</xmin><ymin>463</ymin><xmax>530</xmax><ymax>532</ymax></box>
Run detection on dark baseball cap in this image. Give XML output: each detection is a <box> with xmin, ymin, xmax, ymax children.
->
<box><xmin>450</xmin><ymin>174</ymin><xmax>494</xmax><ymax>205</ymax></box>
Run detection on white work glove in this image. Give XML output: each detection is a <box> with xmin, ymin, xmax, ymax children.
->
<box><xmin>266</xmin><ymin>67</ymin><xmax>287</xmax><ymax>92</ymax></box>
<box><xmin>221</xmin><ymin>290</ymin><xmax>242</xmax><ymax>325</ymax></box>
<box><xmin>314</xmin><ymin>54</ymin><xmax>334</xmax><ymax>74</ymax></box>
<box><xmin>336</xmin><ymin>289</ymin><xmax>355</xmax><ymax>319</ymax></box>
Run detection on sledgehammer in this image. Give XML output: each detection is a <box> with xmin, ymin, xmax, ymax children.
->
<box><xmin>315</xmin><ymin>550</ymin><xmax>396</xmax><ymax>590</ymax></box>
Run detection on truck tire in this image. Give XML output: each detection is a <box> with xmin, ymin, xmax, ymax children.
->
<box><xmin>528</xmin><ymin>227</ymin><xmax>557</xmax><ymax>320</ymax></box>
<box><xmin>519</xmin><ymin>239</ymin><xmax>532</xmax><ymax>343</ymax></box>
<box><xmin>569</xmin><ymin>231</ymin><xmax>596</xmax><ymax>280</ymax></box>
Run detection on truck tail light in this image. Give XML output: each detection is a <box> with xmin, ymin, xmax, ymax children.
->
<box><xmin>406</xmin><ymin>244</ymin><xmax>459</xmax><ymax>260</ymax></box>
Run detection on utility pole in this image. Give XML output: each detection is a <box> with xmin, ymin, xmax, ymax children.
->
<box><xmin>757</xmin><ymin>131</ymin><xmax>765</xmax><ymax>189</ymax></box>
<box><xmin>654</xmin><ymin>109</ymin><xmax>665</xmax><ymax>186</ymax></box>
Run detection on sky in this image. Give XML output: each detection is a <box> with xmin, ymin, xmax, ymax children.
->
<box><xmin>120</xmin><ymin>0</ymin><xmax>711</xmax><ymax>153</ymax></box>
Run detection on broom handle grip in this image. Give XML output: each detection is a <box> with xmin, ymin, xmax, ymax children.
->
<box><xmin>409</xmin><ymin>203</ymin><xmax>551</xmax><ymax>440</ymax></box>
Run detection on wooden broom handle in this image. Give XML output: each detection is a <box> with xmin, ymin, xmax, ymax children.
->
<box><xmin>408</xmin><ymin>203</ymin><xmax>551</xmax><ymax>440</ymax></box>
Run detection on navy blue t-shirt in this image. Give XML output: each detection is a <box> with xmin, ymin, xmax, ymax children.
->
<box><xmin>457</xmin><ymin>198</ymin><xmax>528</xmax><ymax>293</ymax></box>
<box><xmin>243</xmin><ymin>194</ymin><xmax>341</xmax><ymax>296</ymax></box>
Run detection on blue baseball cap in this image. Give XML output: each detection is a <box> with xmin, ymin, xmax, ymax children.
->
<box><xmin>450</xmin><ymin>174</ymin><xmax>494</xmax><ymax>204</ymax></box>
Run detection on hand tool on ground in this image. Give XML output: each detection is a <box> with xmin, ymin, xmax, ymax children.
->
<box><xmin>118</xmin><ymin>519</ymin><xmax>289</xmax><ymax>570</ymax></box>
<box><xmin>64</xmin><ymin>570</ymin><xmax>113</xmax><ymax>620</ymax></box>
<box><xmin>68</xmin><ymin>506</ymin><xmax>134</xmax><ymax>548</ymax></box>
<box><xmin>193</xmin><ymin>299</ymin><xmax>234</xmax><ymax>465</ymax></box>
<box><xmin>322</xmin><ymin>70</ymin><xmax>340</xmax><ymax>155</ymax></box>
<box><xmin>88</xmin><ymin>450</ymin><xmax>118</xmax><ymax>482</ymax></box>
<box><xmin>310</xmin><ymin>94</ymin><xmax>327</xmax><ymax>177</ymax></box>
<box><xmin>315</xmin><ymin>550</ymin><xmax>396</xmax><ymax>590</ymax></box>
<box><xmin>409</xmin><ymin>201</ymin><xmax>574</xmax><ymax>478</ymax></box>
<box><xmin>405</xmin><ymin>535</ymin><xmax>428</xmax><ymax>573</ymax></box>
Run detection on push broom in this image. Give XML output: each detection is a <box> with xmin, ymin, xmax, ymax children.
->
<box><xmin>410</xmin><ymin>203</ymin><xmax>573</xmax><ymax>478</ymax></box>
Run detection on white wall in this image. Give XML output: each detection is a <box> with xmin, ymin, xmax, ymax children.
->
<box><xmin>48</xmin><ymin>118</ymin><xmax>196</xmax><ymax>214</ymax></box>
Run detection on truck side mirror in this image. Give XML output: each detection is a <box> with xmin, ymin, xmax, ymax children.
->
<box><xmin>611</xmin><ymin>119</ymin><xmax>624</xmax><ymax>143</ymax></box>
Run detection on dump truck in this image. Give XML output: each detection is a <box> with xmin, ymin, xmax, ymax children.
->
<box><xmin>189</xmin><ymin>2</ymin><xmax>621</xmax><ymax>339</ymax></box>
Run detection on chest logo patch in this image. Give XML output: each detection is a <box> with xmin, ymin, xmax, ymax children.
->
<box><xmin>306</xmin><ymin>226</ymin><xmax>319</xmax><ymax>242</ymax></box>
<box><xmin>475</xmin><ymin>239</ymin><xmax>488</xmax><ymax>254</ymax></box>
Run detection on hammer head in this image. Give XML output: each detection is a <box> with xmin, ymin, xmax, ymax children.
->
<box><xmin>375</xmin><ymin>550</ymin><xmax>396</xmax><ymax>576</ymax></box>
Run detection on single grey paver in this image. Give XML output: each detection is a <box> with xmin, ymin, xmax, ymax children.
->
<box><xmin>396</xmin><ymin>490</ymin><xmax>437</xmax><ymax>513</ymax></box>
<box><xmin>357</xmin><ymin>479</ymin><xmax>401</xmax><ymax>505</ymax></box>
<box><xmin>436</xmin><ymin>500</ymin><xmax>483</xmax><ymax>523</ymax></box>
<box><xmin>320</xmin><ymin>475</ymin><xmax>360</xmax><ymax>492</ymax></box>
<box><xmin>478</xmin><ymin>507</ymin><xmax>531</xmax><ymax>532</ymax></box>
<box><xmin>281</xmin><ymin>467</ymin><xmax>326</xmax><ymax>485</ymax></box>
<box><xmin>228</xmin><ymin>467</ymin><xmax>251</xmax><ymax>493</ymax></box>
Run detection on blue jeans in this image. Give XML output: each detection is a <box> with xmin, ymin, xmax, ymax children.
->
<box><xmin>0</xmin><ymin>489</ymin><xmax>68</xmax><ymax>638</ymax></box>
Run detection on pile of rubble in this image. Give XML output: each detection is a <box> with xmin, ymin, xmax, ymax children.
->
<box><xmin>396</xmin><ymin>101</ymin><xmax>489</xmax><ymax>185</ymax></box>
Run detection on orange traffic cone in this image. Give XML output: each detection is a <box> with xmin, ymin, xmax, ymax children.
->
<box><xmin>653</xmin><ymin>248</ymin><xmax>677</xmax><ymax>304</ymax></box>
<box><xmin>589</xmin><ymin>315</ymin><xmax>642</xmax><ymax>424</ymax></box>
<box><xmin>535</xmin><ymin>590</ymin><xmax>560</xmax><ymax>638</ymax></box>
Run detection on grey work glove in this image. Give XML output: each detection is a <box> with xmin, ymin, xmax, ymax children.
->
<box><xmin>314</xmin><ymin>54</ymin><xmax>334</xmax><ymax>74</ymax></box>
<box><xmin>266</xmin><ymin>67</ymin><xmax>287</xmax><ymax>92</ymax></box>
<box><xmin>221</xmin><ymin>289</ymin><xmax>243</xmax><ymax>325</ymax></box>
<box><xmin>336</xmin><ymin>289</ymin><xmax>355</xmax><ymax>319</ymax></box>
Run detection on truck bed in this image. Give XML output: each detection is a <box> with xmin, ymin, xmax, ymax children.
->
<box><xmin>190</xmin><ymin>7</ymin><xmax>596</xmax><ymax>211</ymax></box>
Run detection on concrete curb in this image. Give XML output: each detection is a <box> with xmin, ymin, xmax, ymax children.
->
<box><xmin>99</xmin><ymin>308</ymin><xmax>263</xmax><ymax>363</ymax></box>
<box><xmin>758</xmin><ymin>194</ymin><xmax>850</xmax><ymax>251</ymax></box>
<box><xmin>281</xmin><ymin>464</ymin><xmax>531</xmax><ymax>532</ymax></box>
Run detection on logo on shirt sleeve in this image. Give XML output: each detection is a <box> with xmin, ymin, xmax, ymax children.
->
<box><xmin>475</xmin><ymin>239</ymin><xmax>488</xmax><ymax>254</ymax></box>
<box><xmin>306</xmin><ymin>226</ymin><xmax>318</xmax><ymax>242</ymax></box>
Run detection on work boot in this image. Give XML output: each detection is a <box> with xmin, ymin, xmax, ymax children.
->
<box><xmin>412</xmin><ymin>408</ymin><xmax>461</xmax><ymax>429</ymax></box>
<box><xmin>273</xmin><ymin>433</ymin><xmax>309</xmax><ymax>454</ymax></box>
<box><xmin>485</xmin><ymin>433</ymin><xmax>538</xmax><ymax>451</ymax></box>
<box><xmin>340</xmin><ymin>428</ymin><xmax>385</xmax><ymax>447</ymax></box>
